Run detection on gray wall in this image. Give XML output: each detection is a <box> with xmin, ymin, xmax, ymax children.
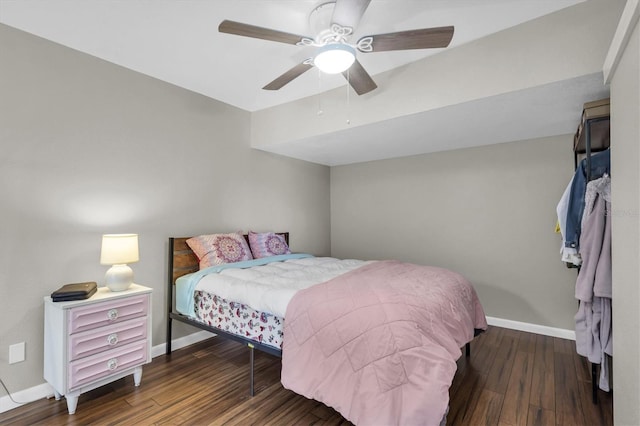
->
<box><xmin>331</xmin><ymin>135</ymin><xmax>578</xmax><ymax>329</ymax></box>
<box><xmin>610</xmin><ymin>15</ymin><xmax>640</xmax><ymax>426</ymax></box>
<box><xmin>0</xmin><ymin>24</ymin><xmax>330</xmax><ymax>392</ymax></box>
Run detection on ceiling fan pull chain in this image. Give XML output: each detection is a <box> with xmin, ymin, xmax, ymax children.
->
<box><xmin>346</xmin><ymin>68</ymin><xmax>351</xmax><ymax>125</ymax></box>
<box><xmin>317</xmin><ymin>68</ymin><xmax>324</xmax><ymax>116</ymax></box>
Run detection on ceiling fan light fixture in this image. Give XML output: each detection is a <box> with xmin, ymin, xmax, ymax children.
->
<box><xmin>313</xmin><ymin>43</ymin><xmax>356</xmax><ymax>74</ymax></box>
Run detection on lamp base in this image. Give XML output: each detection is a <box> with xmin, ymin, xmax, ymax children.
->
<box><xmin>105</xmin><ymin>264</ymin><xmax>133</xmax><ymax>292</ymax></box>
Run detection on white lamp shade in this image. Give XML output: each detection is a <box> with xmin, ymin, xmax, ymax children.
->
<box><xmin>313</xmin><ymin>43</ymin><xmax>356</xmax><ymax>74</ymax></box>
<box><xmin>100</xmin><ymin>234</ymin><xmax>139</xmax><ymax>265</ymax></box>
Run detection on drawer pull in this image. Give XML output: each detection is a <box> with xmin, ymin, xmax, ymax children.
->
<box><xmin>107</xmin><ymin>309</ymin><xmax>118</xmax><ymax>321</ymax></box>
<box><xmin>107</xmin><ymin>333</ymin><xmax>119</xmax><ymax>346</ymax></box>
<box><xmin>107</xmin><ymin>358</ymin><xmax>118</xmax><ymax>371</ymax></box>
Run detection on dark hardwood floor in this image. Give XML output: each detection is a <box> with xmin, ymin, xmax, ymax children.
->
<box><xmin>0</xmin><ymin>326</ymin><xmax>612</xmax><ymax>425</ymax></box>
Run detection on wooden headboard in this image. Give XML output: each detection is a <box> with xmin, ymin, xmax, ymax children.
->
<box><xmin>168</xmin><ymin>232</ymin><xmax>290</xmax><ymax>285</ymax></box>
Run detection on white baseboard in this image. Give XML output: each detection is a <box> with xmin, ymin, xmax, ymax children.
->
<box><xmin>150</xmin><ymin>330</ymin><xmax>215</xmax><ymax>358</ymax></box>
<box><xmin>0</xmin><ymin>382</ymin><xmax>54</xmax><ymax>414</ymax></box>
<box><xmin>0</xmin><ymin>317</ymin><xmax>572</xmax><ymax>414</ymax></box>
<box><xmin>486</xmin><ymin>316</ymin><xmax>576</xmax><ymax>340</ymax></box>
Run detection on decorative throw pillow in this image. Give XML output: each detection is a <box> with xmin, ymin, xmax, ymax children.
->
<box><xmin>186</xmin><ymin>232</ymin><xmax>253</xmax><ymax>269</ymax></box>
<box><xmin>248</xmin><ymin>231</ymin><xmax>291</xmax><ymax>259</ymax></box>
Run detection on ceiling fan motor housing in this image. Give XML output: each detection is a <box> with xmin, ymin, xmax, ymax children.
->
<box><xmin>309</xmin><ymin>1</ymin><xmax>338</xmax><ymax>37</ymax></box>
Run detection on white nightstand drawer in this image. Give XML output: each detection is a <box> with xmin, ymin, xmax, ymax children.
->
<box><xmin>68</xmin><ymin>294</ymin><xmax>148</xmax><ymax>334</ymax></box>
<box><xmin>68</xmin><ymin>316</ymin><xmax>148</xmax><ymax>361</ymax></box>
<box><xmin>68</xmin><ymin>339</ymin><xmax>148</xmax><ymax>391</ymax></box>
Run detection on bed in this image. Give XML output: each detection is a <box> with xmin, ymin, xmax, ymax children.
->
<box><xmin>166</xmin><ymin>232</ymin><xmax>487</xmax><ymax>425</ymax></box>
<box><xmin>166</xmin><ymin>233</ymin><xmax>292</xmax><ymax>357</ymax></box>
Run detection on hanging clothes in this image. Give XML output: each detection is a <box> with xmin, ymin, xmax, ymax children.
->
<box><xmin>557</xmin><ymin>175</ymin><xmax>582</xmax><ymax>266</ymax></box>
<box><xmin>574</xmin><ymin>174</ymin><xmax>612</xmax><ymax>391</ymax></box>
<box><xmin>565</xmin><ymin>149</ymin><xmax>610</xmax><ymax>251</ymax></box>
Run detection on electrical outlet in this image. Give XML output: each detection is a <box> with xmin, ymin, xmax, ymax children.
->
<box><xmin>9</xmin><ymin>342</ymin><xmax>25</xmax><ymax>364</ymax></box>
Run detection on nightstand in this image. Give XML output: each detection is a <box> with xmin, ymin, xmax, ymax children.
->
<box><xmin>43</xmin><ymin>284</ymin><xmax>152</xmax><ymax>414</ymax></box>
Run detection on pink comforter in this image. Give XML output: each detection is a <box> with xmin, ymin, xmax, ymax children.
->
<box><xmin>281</xmin><ymin>260</ymin><xmax>487</xmax><ymax>426</ymax></box>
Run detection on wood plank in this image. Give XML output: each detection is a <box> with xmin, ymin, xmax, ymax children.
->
<box><xmin>516</xmin><ymin>331</ymin><xmax>536</xmax><ymax>354</ymax></box>
<box><xmin>556</xmin><ymin>408</ymin><xmax>586</xmax><ymax>426</ymax></box>
<box><xmin>576</xmin><ymin>375</ymin><xmax>614</xmax><ymax>426</ymax></box>
<box><xmin>0</xmin><ymin>327</ymin><xmax>612</xmax><ymax>426</ymax></box>
<box><xmin>466</xmin><ymin>389</ymin><xmax>504</xmax><ymax>426</ymax></box>
<box><xmin>496</xmin><ymin>330</ymin><xmax>520</xmax><ymax>360</ymax></box>
<box><xmin>572</xmin><ymin>351</ymin><xmax>592</xmax><ymax>383</ymax></box>
<box><xmin>482</xmin><ymin>326</ymin><xmax>503</xmax><ymax>349</ymax></box>
<box><xmin>465</xmin><ymin>330</ymin><xmax>495</xmax><ymax>375</ymax></box>
<box><xmin>499</xmin><ymin>351</ymin><xmax>534</xmax><ymax>426</ymax></box>
<box><xmin>535</xmin><ymin>334</ymin><xmax>555</xmax><ymax>369</ymax></box>
<box><xmin>526</xmin><ymin>405</ymin><xmax>556</xmax><ymax>426</ymax></box>
<box><xmin>553</xmin><ymin>337</ymin><xmax>574</xmax><ymax>355</ymax></box>
<box><xmin>530</xmin><ymin>370</ymin><xmax>555</xmax><ymax>413</ymax></box>
<box><xmin>206</xmin><ymin>382</ymin><xmax>296</xmax><ymax>425</ymax></box>
<box><xmin>484</xmin><ymin>331</ymin><xmax>518</xmax><ymax>394</ymax></box>
<box><xmin>554</xmin><ymin>353</ymin><xmax>586</xmax><ymax>425</ymax></box>
<box><xmin>448</xmin><ymin>370</ymin><xmax>488</xmax><ymax>425</ymax></box>
<box><xmin>530</xmin><ymin>334</ymin><xmax>555</xmax><ymax>411</ymax></box>
<box><xmin>173</xmin><ymin>251</ymin><xmax>198</xmax><ymax>269</ymax></box>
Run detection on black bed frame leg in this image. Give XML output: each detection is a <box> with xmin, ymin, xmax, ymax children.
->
<box><xmin>249</xmin><ymin>344</ymin><xmax>255</xmax><ymax>397</ymax></box>
<box><xmin>592</xmin><ymin>363</ymin><xmax>598</xmax><ymax>404</ymax></box>
<box><xmin>465</xmin><ymin>342</ymin><xmax>471</xmax><ymax>357</ymax></box>
<box><xmin>167</xmin><ymin>237</ymin><xmax>174</xmax><ymax>356</ymax></box>
<box><xmin>166</xmin><ymin>316</ymin><xmax>172</xmax><ymax>355</ymax></box>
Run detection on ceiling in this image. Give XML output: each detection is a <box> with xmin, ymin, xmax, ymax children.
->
<box><xmin>263</xmin><ymin>72</ymin><xmax>609</xmax><ymax>166</ymax></box>
<box><xmin>1</xmin><ymin>0</ymin><xmax>609</xmax><ymax>166</ymax></box>
<box><xmin>0</xmin><ymin>0</ymin><xmax>585</xmax><ymax>112</ymax></box>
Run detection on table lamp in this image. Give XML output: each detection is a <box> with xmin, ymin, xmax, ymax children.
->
<box><xmin>100</xmin><ymin>234</ymin><xmax>139</xmax><ymax>291</ymax></box>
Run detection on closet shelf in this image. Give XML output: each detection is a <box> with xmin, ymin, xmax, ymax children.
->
<box><xmin>574</xmin><ymin>98</ymin><xmax>610</xmax><ymax>154</ymax></box>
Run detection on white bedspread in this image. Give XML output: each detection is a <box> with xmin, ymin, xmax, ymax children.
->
<box><xmin>194</xmin><ymin>257</ymin><xmax>369</xmax><ymax>318</ymax></box>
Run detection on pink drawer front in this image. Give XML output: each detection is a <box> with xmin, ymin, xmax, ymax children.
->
<box><xmin>68</xmin><ymin>340</ymin><xmax>148</xmax><ymax>391</ymax></box>
<box><xmin>68</xmin><ymin>294</ymin><xmax>148</xmax><ymax>334</ymax></box>
<box><xmin>68</xmin><ymin>316</ymin><xmax>148</xmax><ymax>361</ymax></box>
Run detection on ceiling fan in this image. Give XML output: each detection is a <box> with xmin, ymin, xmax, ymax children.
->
<box><xmin>218</xmin><ymin>0</ymin><xmax>454</xmax><ymax>96</ymax></box>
